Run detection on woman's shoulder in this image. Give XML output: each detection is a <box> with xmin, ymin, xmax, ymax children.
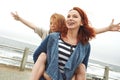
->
<box><xmin>48</xmin><ymin>32</ymin><xmax>60</xmax><ymax>39</ymax></box>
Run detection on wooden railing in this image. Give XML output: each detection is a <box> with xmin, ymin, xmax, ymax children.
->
<box><xmin>0</xmin><ymin>44</ymin><xmax>119</xmax><ymax>80</ymax></box>
<box><xmin>0</xmin><ymin>44</ymin><xmax>34</xmax><ymax>70</ymax></box>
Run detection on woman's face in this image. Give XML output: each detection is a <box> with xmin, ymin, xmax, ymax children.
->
<box><xmin>66</xmin><ymin>10</ymin><xmax>82</xmax><ymax>30</ymax></box>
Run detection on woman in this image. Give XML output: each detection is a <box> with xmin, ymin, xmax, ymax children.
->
<box><xmin>32</xmin><ymin>7</ymin><xmax>101</xmax><ymax>80</ymax></box>
<box><xmin>11</xmin><ymin>11</ymin><xmax>120</xmax><ymax>80</ymax></box>
<box><xmin>32</xmin><ymin>7</ymin><xmax>120</xmax><ymax>80</ymax></box>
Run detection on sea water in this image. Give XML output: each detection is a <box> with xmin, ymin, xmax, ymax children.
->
<box><xmin>0</xmin><ymin>35</ymin><xmax>120</xmax><ymax>80</ymax></box>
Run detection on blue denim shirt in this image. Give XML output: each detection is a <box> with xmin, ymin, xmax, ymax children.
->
<box><xmin>33</xmin><ymin>32</ymin><xmax>90</xmax><ymax>80</ymax></box>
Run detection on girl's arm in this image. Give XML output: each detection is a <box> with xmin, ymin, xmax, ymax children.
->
<box><xmin>11</xmin><ymin>11</ymin><xmax>38</xmax><ymax>31</ymax></box>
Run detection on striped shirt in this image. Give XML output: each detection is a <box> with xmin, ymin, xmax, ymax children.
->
<box><xmin>58</xmin><ymin>37</ymin><xmax>76</xmax><ymax>74</ymax></box>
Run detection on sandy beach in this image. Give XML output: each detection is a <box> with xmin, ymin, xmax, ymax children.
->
<box><xmin>0</xmin><ymin>63</ymin><xmax>32</xmax><ymax>80</ymax></box>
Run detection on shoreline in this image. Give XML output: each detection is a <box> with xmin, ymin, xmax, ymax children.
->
<box><xmin>0</xmin><ymin>63</ymin><xmax>32</xmax><ymax>71</ymax></box>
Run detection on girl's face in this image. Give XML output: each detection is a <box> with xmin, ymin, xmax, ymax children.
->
<box><xmin>66</xmin><ymin>10</ymin><xmax>82</xmax><ymax>30</ymax></box>
<box><xmin>49</xmin><ymin>18</ymin><xmax>58</xmax><ymax>33</ymax></box>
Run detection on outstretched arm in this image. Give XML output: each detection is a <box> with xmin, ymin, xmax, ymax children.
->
<box><xmin>95</xmin><ymin>19</ymin><xmax>120</xmax><ymax>34</ymax></box>
<box><xmin>11</xmin><ymin>11</ymin><xmax>38</xmax><ymax>30</ymax></box>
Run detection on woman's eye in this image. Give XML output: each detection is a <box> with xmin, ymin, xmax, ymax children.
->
<box><xmin>73</xmin><ymin>15</ymin><xmax>78</xmax><ymax>18</ymax></box>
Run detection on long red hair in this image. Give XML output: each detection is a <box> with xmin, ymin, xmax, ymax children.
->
<box><xmin>73</xmin><ymin>7</ymin><xmax>96</xmax><ymax>44</ymax></box>
<box><xmin>61</xmin><ymin>7</ymin><xmax>96</xmax><ymax>45</ymax></box>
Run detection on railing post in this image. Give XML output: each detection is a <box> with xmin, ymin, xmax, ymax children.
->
<box><xmin>20</xmin><ymin>47</ymin><xmax>29</xmax><ymax>71</ymax></box>
<box><xmin>103</xmin><ymin>66</ymin><xmax>109</xmax><ymax>80</ymax></box>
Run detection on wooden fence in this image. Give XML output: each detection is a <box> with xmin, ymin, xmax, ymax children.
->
<box><xmin>0</xmin><ymin>44</ymin><xmax>119</xmax><ymax>80</ymax></box>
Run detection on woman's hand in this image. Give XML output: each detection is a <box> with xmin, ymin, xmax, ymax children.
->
<box><xmin>108</xmin><ymin>19</ymin><xmax>120</xmax><ymax>31</ymax></box>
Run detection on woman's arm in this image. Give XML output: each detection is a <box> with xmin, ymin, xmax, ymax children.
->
<box><xmin>95</xmin><ymin>19</ymin><xmax>120</xmax><ymax>34</ymax></box>
<box><xmin>33</xmin><ymin>35</ymin><xmax>49</xmax><ymax>63</ymax></box>
<box><xmin>11</xmin><ymin>11</ymin><xmax>38</xmax><ymax>30</ymax></box>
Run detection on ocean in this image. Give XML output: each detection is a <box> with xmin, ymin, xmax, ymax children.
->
<box><xmin>0</xmin><ymin>35</ymin><xmax>36</xmax><ymax>68</ymax></box>
<box><xmin>0</xmin><ymin>35</ymin><xmax>120</xmax><ymax>80</ymax></box>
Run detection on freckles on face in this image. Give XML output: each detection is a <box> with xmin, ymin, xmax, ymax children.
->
<box><xmin>66</xmin><ymin>10</ymin><xmax>82</xmax><ymax>29</ymax></box>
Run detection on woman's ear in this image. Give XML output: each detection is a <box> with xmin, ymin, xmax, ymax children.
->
<box><xmin>80</xmin><ymin>24</ymin><xmax>83</xmax><ymax>26</ymax></box>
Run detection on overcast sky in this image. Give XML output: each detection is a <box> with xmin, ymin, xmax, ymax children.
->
<box><xmin>0</xmin><ymin>0</ymin><xmax>120</xmax><ymax>66</ymax></box>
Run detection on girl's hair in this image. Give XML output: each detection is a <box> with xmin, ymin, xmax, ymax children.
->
<box><xmin>72</xmin><ymin>7</ymin><xmax>96</xmax><ymax>44</ymax></box>
<box><xmin>50</xmin><ymin>13</ymin><xmax>67</xmax><ymax>33</ymax></box>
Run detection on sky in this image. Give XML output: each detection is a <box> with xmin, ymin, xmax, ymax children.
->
<box><xmin>0</xmin><ymin>0</ymin><xmax>120</xmax><ymax>66</ymax></box>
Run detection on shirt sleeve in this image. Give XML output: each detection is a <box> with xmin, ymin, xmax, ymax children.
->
<box><xmin>82</xmin><ymin>43</ymin><xmax>91</xmax><ymax>69</ymax></box>
<box><xmin>34</xmin><ymin>27</ymin><xmax>49</xmax><ymax>40</ymax></box>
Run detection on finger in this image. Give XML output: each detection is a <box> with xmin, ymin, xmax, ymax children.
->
<box><xmin>117</xmin><ymin>22</ymin><xmax>120</xmax><ymax>25</ymax></box>
<box><xmin>111</xmin><ymin>19</ymin><xmax>114</xmax><ymax>25</ymax></box>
